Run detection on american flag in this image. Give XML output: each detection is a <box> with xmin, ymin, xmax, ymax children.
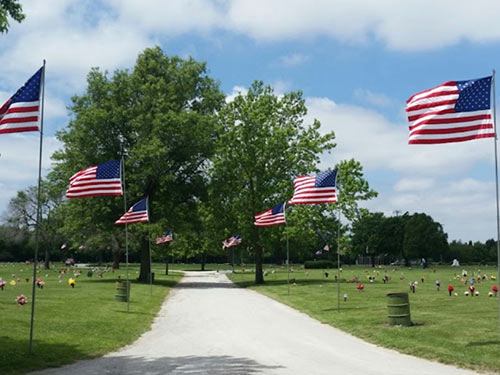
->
<box><xmin>288</xmin><ymin>170</ymin><xmax>338</xmax><ymax>205</ymax></box>
<box><xmin>0</xmin><ymin>67</ymin><xmax>43</xmax><ymax>134</ymax></box>
<box><xmin>254</xmin><ymin>202</ymin><xmax>286</xmax><ymax>227</ymax></box>
<box><xmin>115</xmin><ymin>198</ymin><xmax>149</xmax><ymax>225</ymax></box>
<box><xmin>66</xmin><ymin>160</ymin><xmax>122</xmax><ymax>198</ymax></box>
<box><xmin>222</xmin><ymin>235</ymin><xmax>242</xmax><ymax>249</ymax></box>
<box><xmin>156</xmin><ymin>230</ymin><xmax>173</xmax><ymax>244</ymax></box>
<box><xmin>315</xmin><ymin>244</ymin><xmax>329</xmax><ymax>256</ymax></box>
<box><xmin>406</xmin><ymin>76</ymin><xmax>494</xmax><ymax>144</ymax></box>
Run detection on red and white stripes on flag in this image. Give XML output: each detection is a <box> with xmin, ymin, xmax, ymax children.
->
<box><xmin>288</xmin><ymin>170</ymin><xmax>338</xmax><ymax>205</ymax></box>
<box><xmin>114</xmin><ymin>198</ymin><xmax>149</xmax><ymax>225</ymax></box>
<box><xmin>406</xmin><ymin>76</ymin><xmax>494</xmax><ymax>144</ymax></box>
<box><xmin>66</xmin><ymin>160</ymin><xmax>122</xmax><ymax>198</ymax></box>
<box><xmin>254</xmin><ymin>202</ymin><xmax>286</xmax><ymax>227</ymax></box>
<box><xmin>0</xmin><ymin>67</ymin><xmax>43</xmax><ymax>134</ymax></box>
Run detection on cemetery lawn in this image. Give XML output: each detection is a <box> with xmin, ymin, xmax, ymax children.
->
<box><xmin>0</xmin><ymin>263</ymin><xmax>181</xmax><ymax>375</ymax></box>
<box><xmin>229</xmin><ymin>265</ymin><xmax>500</xmax><ymax>373</ymax></box>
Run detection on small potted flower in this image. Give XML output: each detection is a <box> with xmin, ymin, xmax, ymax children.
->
<box><xmin>447</xmin><ymin>285</ymin><xmax>454</xmax><ymax>296</ymax></box>
<box><xmin>36</xmin><ymin>279</ymin><xmax>44</xmax><ymax>289</ymax></box>
<box><xmin>68</xmin><ymin>278</ymin><xmax>75</xmax><ymax>288</ymax></box>
<box><xmin>0</xmin><ymin>279</ymin><xmax>5</xmax><ymax>290</ymax></box>
<box><xmin>356</xmin><ymin>283</ymin><xmax>364</xmax><ymax>291</ymax></box>
<box><xmin>16</xmin><ymin>295</ymin><xmax>28</xmax><ymax>305</ymax></box>
<box><xmin>468</xmin><ymin>285</ymin><xmax>475</xmax><ymax>296</ymax></box>
<box><xmin>492</xmin><ymin>285</ymin><xmax>499</xmax><ymax>297</ymax></box>
<box><xmin>435</xmin><ymin>280</ymin><xmax>441</xmax><ymax>291</ymax></box>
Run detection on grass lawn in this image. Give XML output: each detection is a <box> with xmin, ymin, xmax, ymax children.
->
<box><xmin>0</xmin><ymin>262</ymin><xmax>181</xmax><ymax>375</ymax></box>
<box><xmin>229</xmin><ymin>264</ymin><xmax>500</xmax><ymax>373</ymax></box>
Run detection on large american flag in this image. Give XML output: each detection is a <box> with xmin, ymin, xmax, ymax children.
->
<box><xmin>66</xmin><ymin>160</ymin><xmax>123</xmax><ymax>198</ymax></box>
<box><xmin>406</xmin><ymin>76</ymin><xmax>494</xmax><ymax>144</ymax></box>
<box><xmin>156</xmin><ymin>230</ymin><xmax>173</xmax><ymax>244</ymax></box>
<box><xmin>222</xmin><ymin>235</ymin><xmax>242</xmax><ymax>249</ymax></box>
<box><xmin>115</xmin><ymin>198</ymin><xmax>149</xmax><ymax>225</ymax></box>
<box><xmin>254</xmin><ymin>202</ymin><xmax>286</xmax><ymax>227</ymax></box>
<box><xmin>0</xmin><ymin>67</ymin><xmax>43</xmax><ymax>134</ymax></box>
<box><xmin>288</xmin><ymin>170</ymin><xmax>338</xmax><ymax>205</ymax></box>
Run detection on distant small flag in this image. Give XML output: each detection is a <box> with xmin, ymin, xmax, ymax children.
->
<box><xmin>289</xmin><ymin>170</ymin><xmax>338</xmax><ymax>205</ymax></box>
<box><xmin>66</xmin><ymin>160</ymin><xmax>122</xmax><ymax>198</ymax></box>
<box><xmin>115</xmin><ymin>198</ymin><xmax>149</xmax><ymax>225</ymax></box>
<box><xmin>0</xmin><ymin>67</ymin><xmax>43</xmax><ymax>134</ymax></box>
<box><xmin>315</xmin><ymin>244</ymin><xmax>329</xmax><ymax>256</ymax></box>
<box><xmin>222</xmin><ymin>235</ymin><xmax>242</xmax><ymax>249</ymax></box>
<box><xmin>156</xmin><ymin>230</ymin><xmax>173</xmax><ymax>244</ymax></box>
<box><xmin>406</xmin><ymin>76</ymin><xmax>494</xmax><ymax>144</ymax></box>
<box><xmin>254</xmin><ymin>202</ymin><xmax>286</xmax><ymax>227</ymax></box>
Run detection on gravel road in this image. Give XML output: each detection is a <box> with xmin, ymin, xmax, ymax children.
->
<box><xmin>31</xmin><ymin>271</ymin><xmax>481</xmax><ymax>375</ymax></box>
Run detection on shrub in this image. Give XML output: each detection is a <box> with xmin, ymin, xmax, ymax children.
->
<box><xmin>304</xmin><ymin>260</ymin><xmax>337</xmax><ymax>269</ymax></box>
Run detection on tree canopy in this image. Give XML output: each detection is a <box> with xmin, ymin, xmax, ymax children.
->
<box><xmin>0</xmin><ymin>0</ymin><xmax>24</xmax><ymax>33</ymax></box>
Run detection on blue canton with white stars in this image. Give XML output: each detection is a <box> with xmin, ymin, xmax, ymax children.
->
<box><xmin>455</xmin><ymin>76</ymin><xmax>491</xmax><ymax>113</ymax></box>
<box><xmin>271</xmin><ymin>202</ymin><xmax>285</xmax><ymax>215</ymax></box>
<box><xmin>96</xmin><ymin>160</ymin><xmax>121</xmax><ymax>179</ymax></box>
<box><xmin>11</xmin><ymin>67</ymin><xmax>42</xmax><ymax>103</ymax></box>
<box><xmin>315</xmin><ymin>169</ymin><xmax>338</xmax><ymax>188</ymax></box>
<box><xmin>132</xmin><ymin>198</ymin><xmax>147</xmax><ymax>212</ymax></box>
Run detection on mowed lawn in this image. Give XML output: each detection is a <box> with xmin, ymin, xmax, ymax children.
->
<box><xmin>0</xmin><ymin>263</ymin><xmax>181</xmax><ymax>375</ymax></box>
<box><xmin>229</xmin><ymin>265</ymin><xmax>500</xmax><ymax>373</ymax></box>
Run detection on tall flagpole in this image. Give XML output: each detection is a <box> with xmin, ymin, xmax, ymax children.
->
<box><xmin>492</xmin><ymin>70</ymin><xmax>500</xmax><ymax>339</ymax></box>
<box><xmin>284</xmin><ymin>202</ymin><xmax>290</xmax><ymax>295</ymax></box>
<box><xmin>120</xmin><ymin>151</ymin><xmax>130</xmax><ymax>313</ymax></box>
<box><xmin>148</xmin><ymin>196</ymin><xmax>153</xmax><ymax>296</ymax></box>
<box><xmin>29</xmin><ymin>60</ymin><xmax>46</xmax><ymax>354</ymax></box>
<box><xmin>337</xmin><ymin>200</ymin><xmax>341</xmax><ymax>312</ymax></box>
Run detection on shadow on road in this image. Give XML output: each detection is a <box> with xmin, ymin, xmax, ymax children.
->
<box><xmin>32</xmin><ymin>354</ymin><xmax>284</xmax><ymax>374</ymax></box>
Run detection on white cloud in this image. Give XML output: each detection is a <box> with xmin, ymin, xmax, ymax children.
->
<box><xmin>353</xmin><ymin>89</ymin><xmax>393</xmax><ymax>108</ymax></box>
<box><xmin>394</xmin><ymin>178</ymin><xmax>434</xmax><ymax>192</ymax></box>
<box><xmin>0</xmin><ymin>134</ymin><xmax>62</xmax><ymax>217</ymax></box>
<box><xmin>278</xmin><ymin>53</ymin><xmax>309</xmax><ymax>67</ymax></box>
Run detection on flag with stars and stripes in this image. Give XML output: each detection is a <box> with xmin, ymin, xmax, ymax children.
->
<box><xmin>222</xmin><ymin>235</ymin><xmax>242</xmax><ymax>249</ymax></box>
<box><xmin>115</xmin><ymin>198</ymin><xmax>149</xmax><ymax>225</ymax></box>
<box><xmin>66</xmin><ymin>160</ymin><xmax>123</xmax><ymax>198</ymax></box>
<box><xmin>0</xmin><ymin>67</ymin><xmax>43</xmax><ymax>134</ymax></box>
<box><xmin>406</xmin><ymin>76</ymin><xmax>494</xmax><ymax>144</ymax></box>
<box><xmin>289</xmin><ymin>170</ymin><xmax>338</xmax><ymax>205</ymax></box>
<box><xmin>254</xmin><ymin>202</ymin><xmax>286</xmax><ymax>227</ymax></box>
<box><xmin>156</xmin><ymin>230</ymin><xmax>173</xmax><ymax>244</ymax></box>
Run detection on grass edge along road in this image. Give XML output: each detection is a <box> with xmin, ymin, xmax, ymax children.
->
<box><xmin>229</xmin><ymin>265</ymin><xmax>500</xmax><ymax>374</ymax></box>
<box><xmin>0</xmin><ymin>263</ymin><xmax>181</xmax><ymax>375</ymax></box>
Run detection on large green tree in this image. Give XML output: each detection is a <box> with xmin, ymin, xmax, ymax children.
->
<box><xmin>51</xmin><ymin>47</ymin><xmax>224</xmax><ymax>280</ymax></box>
<box><xmin>209</xmin><ymin>81</ymin><xmax>373</xmax><ymax>284</ymax></box>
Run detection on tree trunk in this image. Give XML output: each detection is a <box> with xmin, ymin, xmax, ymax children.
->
<box><xmin>44</xmin><ymin>248</ymin><xmax>50</xmax><ymax>269</ymax></box>
<box><xmin>255</xmin><ymin>246</ymin><xmax>264</xmax><ymax>284</ymax></box>
<box><xmin>165</xmin><ymin>255</ymin><xmax>169</xmax><ymax>275</ymax></box>
<box><xmin>201</xmin><ymin>251</ymin><xmax>206</xmax><ymax>271</ymax></box>
<box><xmin>138</xmin><ymin>240</ymin><xmax>151</xmax><ymax>283</ymax></box>
<box><xmin>112</xmin><ymin>251</ymin><xmax>120</xmax><ymax>270</ymax></box>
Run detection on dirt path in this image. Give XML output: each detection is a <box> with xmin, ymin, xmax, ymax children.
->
<box><xmin>31</xmin><ymin>271</ymin><xmax>481</xmax><ymax>374</ymax></box>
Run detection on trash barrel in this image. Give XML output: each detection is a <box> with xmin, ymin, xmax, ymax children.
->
<box><xmin>387</xmin><ymin>292</ymin><xmax>412</xmax><ymax>326</ymax></box>
<box><xmin>115</xmin><ymin>280</ymin><xmax>130</xmax><ymax>302</ymax></box>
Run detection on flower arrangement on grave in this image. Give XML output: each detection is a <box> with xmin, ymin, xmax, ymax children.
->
<box><xmin>16</xmin><ymin>295</ymin><xmax>27</xmax><ymax>305</ymax></box>
<box><xmin>447</xmin><ymin>285</ymin><xmax>454</xmax><ymax>296</ymax></box>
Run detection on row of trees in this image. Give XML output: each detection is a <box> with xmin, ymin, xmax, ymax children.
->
<box><xmin>1</xmin><ymin>47</ymin><xmax>376</xmax><ymax>283</ymax></box>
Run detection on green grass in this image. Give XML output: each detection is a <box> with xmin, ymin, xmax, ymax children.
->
<box><xmin>0</xmin><ymin>262</ymin><xmax>181</xmax><ymax>375</ymax></box>
<box><xmin>229</xmin><ymin>264</ymin><xmax>500</xmax><ymax>373</ymax></box>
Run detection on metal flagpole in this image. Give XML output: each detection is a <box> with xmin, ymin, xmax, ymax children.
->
<box><xmin>491</xmin><ymin>70</ymin><xmax>500</xmax><ymax>340</ymax></box>
<box><xmin>284</xmin><ymin>202</ymin><xmax>290</xmax><ymax>295</ymax></box>
<box><xmin>29</xmin><ymin>61</ymin><xmax>46</xmax><ymax>354</ymax></box>
<box><xmin>337</xmin><ymin>203</ymin><xmax>341</xmax><ymax>312</ymax></box>
<box><xmin>147</xmin><ymin>197</ymin><xmax>153</xmax><ymax>296</ymax></box>
<box><xmin>120</xmin><ymin>152</ymin><xmax>130</xmax><ymax>313</ymax></box>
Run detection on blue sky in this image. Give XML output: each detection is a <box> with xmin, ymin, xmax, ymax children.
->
<box><xmin>1</xmin><ymin>0</ymin><xmax>500</xmax><ymax>242</ymax></box>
